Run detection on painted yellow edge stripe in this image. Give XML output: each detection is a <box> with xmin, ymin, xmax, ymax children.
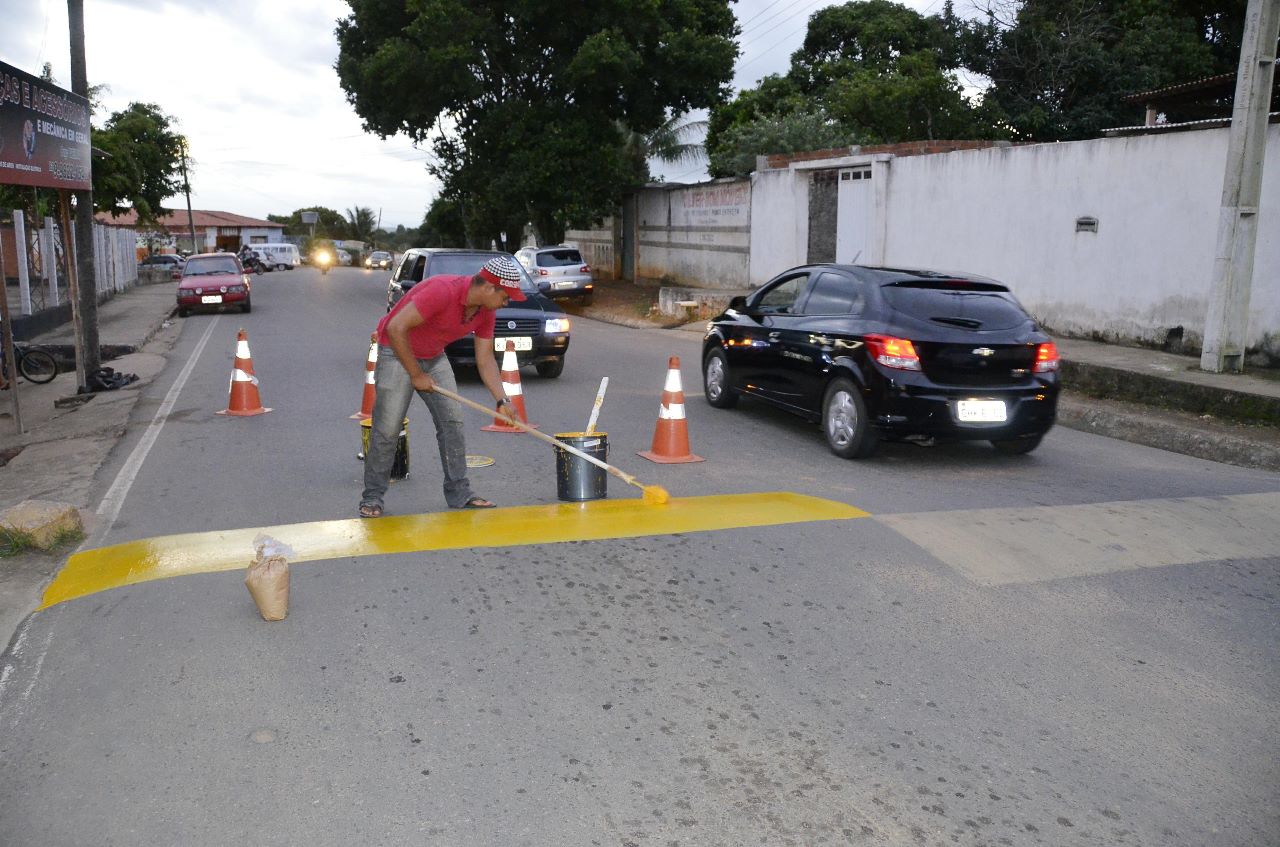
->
<box><xmin>42</xmin><ymin>493</ymin><xmax>868</xmax><ymax>610</ymax></box>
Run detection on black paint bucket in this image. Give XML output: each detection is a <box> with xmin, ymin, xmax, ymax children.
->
<box><xmin>555</xmin><ymin>432</ymin><xmax>607</xmax><ymax>501</ymax></box>
<box><xmin>360</xmin><ymin>417</ymin><xmax>410</xmax><ymax>480</ymax></box>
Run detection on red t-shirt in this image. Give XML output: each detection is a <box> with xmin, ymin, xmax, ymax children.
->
<box><xmin>376</xmin><ymin>274</ymin><xmax>496</xmax><ymax>359</ymax></box>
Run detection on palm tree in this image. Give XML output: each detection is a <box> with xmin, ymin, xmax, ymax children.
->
<box><xmin>345</xmin><ymin>206</ymin><xmax>377</xmax><ymax>243</ymax></box>
<box><xmin>618</xmin><ymin>112</ymin><xmax>709</xmax><ymax>181</ymax></box>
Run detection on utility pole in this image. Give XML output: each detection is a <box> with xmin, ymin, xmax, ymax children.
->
<box><xmin>68</xmin><ymin>0</ymin><xmax>100</xmax><ymax>386</ymax></box>
<box><xmin>1201</xmin><ymin>0</ymin><xmax>1280</xmax><ymax>373</ymax></box>
<box><xmin>179</xmin><ymin>139</ymin><xmax>197</xmax><ymax>254</ymax></box>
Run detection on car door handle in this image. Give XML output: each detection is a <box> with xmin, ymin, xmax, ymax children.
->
<box><xmin>811</xmin><ymin>334</ymin><xmax>831</xmax><ymax>345</ymax></box>
<box><xmin>768</xmin><ymin>331</ymin><xmax>781</xmax><ymax>341</ymax></box>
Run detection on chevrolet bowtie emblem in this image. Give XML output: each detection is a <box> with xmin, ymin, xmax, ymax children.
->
<box><xmin>972</xmin><ymin>347</ymin><xmax>995</xmax><ymax>357</ymax></box>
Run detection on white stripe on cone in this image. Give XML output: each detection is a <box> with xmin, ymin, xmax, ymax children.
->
<box><xmin>658</xmin><ymin>402</ymin><xmax>685</xmax><ymax>420</ymax></box>
<box><xmin>364</xmin><ymin>370</ymin><xmax>375</xmax><ymax>385</ymax></box>
<box><xmin>232</xmin><ymin>369</ymin><xmax>260</xmax><ymax>385</ymax></box>
<box><xmin>366</xmin><ymin>345</ymin><xmax>378</xmax><ymax>364</ymax></box>
<box><xmin>664</xmin><ymin>369</ymin><xmax>682</xmax><ymax>392</ymax></box>
<box><xmin>501</xmin><ymin>350</ymin><xmax>518</xmax><ymax>371</ymax></box>
<box><xmin>236</xmin><ymin>340</ymin><xmax>252</xmax><ymax>358</ymax></box>
<box><xmin>504</xmin><ymin>381</ymin><xmax>523</xmax><ymax>397</ymax></box>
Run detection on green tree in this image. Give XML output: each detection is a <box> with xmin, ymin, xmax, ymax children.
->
<box><xmin>957</xmin><ymin>0</ymin><xmax>1247</xmax><ymax>140</ymax></box>
<box><xmin>788</xmin><ymin>0</ymin><xmax>984</xmax><ymax>142</ymax></box>
<box><xmin>267</xmin><ymin>206</ymin><xmax>348</xmax><ymax>238</ymax></box>
<box><xmin>335</xmin><ymin>0</ymin><xmax>738</xmax><ymax>243</ymax></box>
<box><xmin>91</xmin><ymin>103</ymin><xmax>184</xmax><ymax>223</ymax></box>
<box><xmin>706</xmin><ymin>0</ymin><xmax>986</xmax><ymax>175</ymax></box>
<box><xmin>420</xmin><ymin>197</ymin><xmax>466</xmax><ymax>248</ymax></box>
<box><xmin>708</xmin><ymin>109</ymin><xmax>858</xmax><ymax>177</ymax></box>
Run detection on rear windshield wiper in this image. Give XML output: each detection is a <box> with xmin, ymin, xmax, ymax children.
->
<box><xmin>931</xmin><ymin>317</ymin><xmax>983</xmax><ymax>329</ymax></box>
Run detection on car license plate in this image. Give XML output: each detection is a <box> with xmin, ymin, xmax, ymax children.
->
<box><xmin>200</xmin><ymin>295</ymin><xmax>222</xmax><ymax>304</ymax></box>
<box><xmin>957</xmin><ymin>400</ymin><xmax>1007</xmax><ymax>422</ymax></box>
<box><xmin>494</xmin><ymin>336</ymin><xmax>532</xmax><ymax>352</ymax></box>
<box><xmin>554</xmin><ymin>281</ymin><xmax>575</xmax><ymax>289</ymax></box>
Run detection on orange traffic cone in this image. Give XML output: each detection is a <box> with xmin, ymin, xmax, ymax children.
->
<box><xmin>351</xmin><ymin>332</ymin><xmax>378</xmax><ymax>420</ymax></box>
<box><xmin>217</xmin><ymin>328</ymin><xmax>271</xmax><ymax>416</ymax></box>
<box><xmin>482</xmin><ymin>340</ymin><xmax>538</xmax><ymax>432</ymax></box>
<box><xmin>638</xmin><ymin>356</ymin><xmax>702</xmax><ymax>463</ymax></box>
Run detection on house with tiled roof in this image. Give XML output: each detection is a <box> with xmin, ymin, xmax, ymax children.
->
<box><xmin>96</xmin><ymin>209</ymin><xmax>285</xmax><ymax>255</ymax></box>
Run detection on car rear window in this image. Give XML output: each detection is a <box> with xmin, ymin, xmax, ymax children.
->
<box><xmin>881</xmin><ymin>281</ymin><xmax>1028</xmax><ymax>330</ymax></box>
<box><xmin>184</xmin><ymin>257</ymin><xmax>240</xmax><ymax>276</ymax></box>
<box><xmin>536</xmin><ymin>249</ymin><xmax>583</xmax><ymax>267</ymax></box>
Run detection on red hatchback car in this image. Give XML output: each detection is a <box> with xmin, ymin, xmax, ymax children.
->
<box><xmin>176</xmin><ymin>253</ymin><xmax>252</xmax><ymax>317</ymax></box>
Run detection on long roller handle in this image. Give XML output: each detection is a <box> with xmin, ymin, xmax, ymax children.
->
<box><xmin>433</xmin><ymin>385</ymin><xmax>641</xmax><ymax>487</ymax></box>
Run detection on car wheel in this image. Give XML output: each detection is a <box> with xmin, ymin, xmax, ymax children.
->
<box><xmin>276</xmin><ymin>263</ymin><xmax>287</xmax><ymax>272</ymax></box>
<box><xmin>177</xmin><ymin>307</ymin><xmax>189</xmax><ymax>318</ymax></box>
<box><xmin>823</xmin><ymin>377</ymin><xmax>878</xmax><ymax>459</ymax></box>
<box><xmin>535</xmin><ymin>357</ymin><xmax>564</xmax><ymax>379</ymax></box>
<box><xmin>581</xmin><ymin>293</ymin><xmax>593</xmax><ymax>307</ymax></box>
<box><xmin>254</xmin><ymin>265</ymin><xmax>264</xmax><ymax>275</ymax></box>
<box><xmin>991</xmin><ymin>434</ymin><xmax>1043</xmax><ymax>455</ymax></box>
<box><xmin>242</xmin><ymin>298</ymin><xmax>252</xmax><ymax>314</ymax></box>
<box><xmin>703</xmin><ymin>347</ymin><xmax>738</xmax><ymax>409</ymax></box>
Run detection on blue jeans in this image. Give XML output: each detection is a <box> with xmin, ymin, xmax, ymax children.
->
<box><xmin>362</xmin><ymin>347</ymin><xmax>475</xmax><ymax>509</ymax></box>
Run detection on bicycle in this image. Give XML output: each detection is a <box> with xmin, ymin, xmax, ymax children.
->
<box><xmin>0</xmin><ymin>342</ymin><xmax>59</xmax><ymax>386</ymax></box>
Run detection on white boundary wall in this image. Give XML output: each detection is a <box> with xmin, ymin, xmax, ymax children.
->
<box><xmin>877</xmin><ymin>126</ymin><xmax>1279</xmax><ymax>351</ymax></box>
<box><xmin>635</xmin><ymin>182</ymin><xmax>751</xmax><ymax>289</ymax></box>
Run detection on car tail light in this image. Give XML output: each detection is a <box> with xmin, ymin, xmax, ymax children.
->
<box><xmin>538</xmin><ymin>268</ymin><xmax>550</xmax><ymax>276</ymax></box>
<box><xmin>864</xmin><ymin>334</ymin><xmax>921</xmax><ymax>371</ymax></box>
<box><xmin>1034</xmin><ymin>341</ymin><xmax>1059</xmax><ymax>373</ymax></box>
<box><xmin>579</xmin><ymin>264</ymin><xmax>590</xmax><ymax>273</ymax></box>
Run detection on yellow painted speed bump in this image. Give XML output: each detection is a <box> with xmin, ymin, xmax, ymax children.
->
<box><xmin>42</xmin><ymin>493</ymin><xmax>867</xmax><ymax>609</ymax></box>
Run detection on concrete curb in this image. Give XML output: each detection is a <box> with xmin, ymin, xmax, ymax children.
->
<box><xmin>1057</xmin><ymin>394</ymin><xmax>1280</xmax><ymax>472</ymax></box>
<box><xmin>1061</xmin><ymin>359</ymin><xmax>1280</xmax><ymax>426</ymax></box>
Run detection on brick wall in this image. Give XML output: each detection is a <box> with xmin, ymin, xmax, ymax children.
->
<box><xmin>765</xmin><ymin>140</ymin><xmax>1007</xmax><ymax>169</ymax></box>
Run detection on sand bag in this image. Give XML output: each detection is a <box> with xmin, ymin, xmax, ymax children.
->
<box><xmin>245</xmin><ymin>533</ymin><xmax>294</xmax><ymax>621</ymax></box>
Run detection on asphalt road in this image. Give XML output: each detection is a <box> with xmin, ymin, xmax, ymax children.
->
<box><xmin>1</xmin><ymin>266</ymin><xmax>1277</xmax><ymax>846</ymax></box>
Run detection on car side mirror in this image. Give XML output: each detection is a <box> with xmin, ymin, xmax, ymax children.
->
<box><xmin>729</xmin><ymin>295</ymin><xmax>748</xmax><ymax>312</ymax></box>
<box><xmin>537</xmin><ymin>280</ymin><xmax>551</xmax><ymax>294</ymax></box>
<box><xmin>402</xmin><ymin>280</ymin><xmax>416</xmax><ymax>291</ymax></box>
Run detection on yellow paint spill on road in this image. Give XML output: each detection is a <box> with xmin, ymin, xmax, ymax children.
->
<box><xmin>42</xmin><ymin>493</ymin><xmax>868</xmax><ymax>609</ymax></box>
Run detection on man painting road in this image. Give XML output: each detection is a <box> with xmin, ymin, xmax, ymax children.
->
<box><xmin>359</xmin><ymin>256</ymin><xmax>525</xmax><ymax>518</ymax></box>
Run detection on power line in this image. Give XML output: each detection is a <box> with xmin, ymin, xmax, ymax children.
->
<box><xmin>740</xmin><ymin>0</ymin><xmax>829</xmax><ymax>42</ymax></box>
<box><xmin>735</xmin><ymin>0</ymin><xmax>792</xmax><ymax>32</ymax></box>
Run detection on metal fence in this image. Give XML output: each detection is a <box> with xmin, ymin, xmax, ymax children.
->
<box><xmin>3</xmin><ymin>211</ymin><xmax>138</xmax><ymax>317</ymax></box>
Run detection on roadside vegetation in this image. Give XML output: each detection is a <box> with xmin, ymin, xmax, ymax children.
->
<box><xmin>0</xmin><ymin>525</ymin><xmax>85</xmax><ymax>558</ymax></box>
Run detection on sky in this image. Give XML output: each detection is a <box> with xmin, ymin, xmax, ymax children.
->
<box><xmin>1</xmin><ymin>0</ymin><xmax>953</xmax><ymax>230</ymax></box>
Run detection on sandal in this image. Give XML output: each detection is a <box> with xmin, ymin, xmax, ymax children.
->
<box><xmin>461</xmin><ymin>496</ymin><xmax>496</xmax><ymax>509</ymax></box>
<box><xmin>358</xmin><ymin>502</ymin><xmax>384</xmax><ymax>518</ymax></box>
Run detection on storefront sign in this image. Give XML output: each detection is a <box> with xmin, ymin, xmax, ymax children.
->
<box><xmin>0</xmin><ymin>60</ymin><xmax>91</xmax><ymax>190</ymax></box>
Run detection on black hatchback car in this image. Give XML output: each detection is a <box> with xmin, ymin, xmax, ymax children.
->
<box><xmin>702</xmin><ymin>264</ymin><xmax>1059</xmax><ymax>457</ymax></box>
<box><xmin>386</xmin><ymin>248</ymin><xmax>571</xmax><ymax>378</ymax></box>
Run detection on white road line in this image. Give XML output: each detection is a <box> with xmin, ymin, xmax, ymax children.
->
<box><xmin>877</xmin><ymin>491</ymin><xmax>1280</xmax><ymax>586</ymax></box>
<box><xmin>92</xmin><ymin>316</ymin><xmax>221</xmax><ymax>543</ymax></box>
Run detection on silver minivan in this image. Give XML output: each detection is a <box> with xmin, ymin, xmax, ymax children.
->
<box><xmin>515</xmin><ymin>245</ymin><xmax>593</xmax><ymax>305</ymax></box>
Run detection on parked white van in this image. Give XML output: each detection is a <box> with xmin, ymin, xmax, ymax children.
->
<box><xmin>251</xmin><ymin>243</ymin><xmax>301</xmax><ymax>271</ymax></box>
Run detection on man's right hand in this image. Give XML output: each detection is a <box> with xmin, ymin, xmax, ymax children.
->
<box><xmin>411</xmin><ymin>372</ymin><xmax>436</xmax><ymax>393</ymax></box>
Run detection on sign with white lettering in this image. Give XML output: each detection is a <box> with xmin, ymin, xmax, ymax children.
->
<box><xmin>0</xmin><ymin>61</ymin><xmax>91</xmax><ymax>190</ymax></box>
